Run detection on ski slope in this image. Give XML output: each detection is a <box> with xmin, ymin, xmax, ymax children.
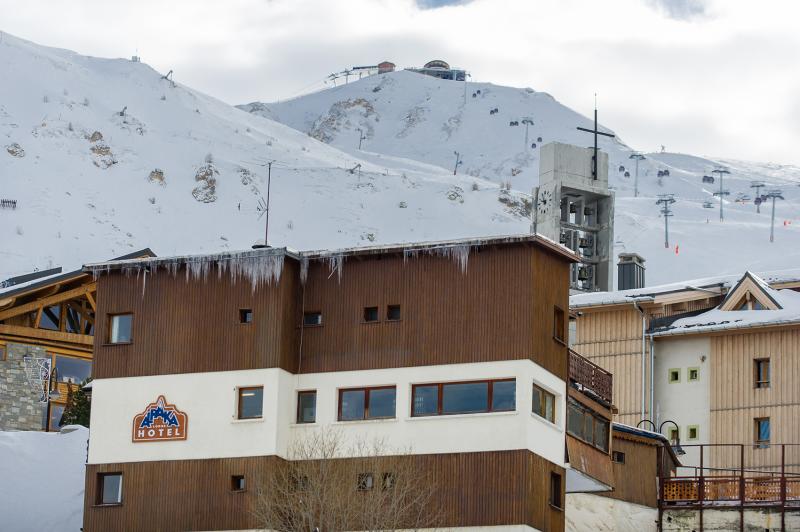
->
<box><xmin>243</xmin><ymin>71</ymin><xmax>800</xmax><ymax>285</ymax></box>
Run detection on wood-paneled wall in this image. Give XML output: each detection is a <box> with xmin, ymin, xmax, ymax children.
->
<box><xmin>709</xmin><ymin>328</ymin><xmax>800</xmax><ymax>472</ymax></box>
<box><xmin>93</xmin><ymin>243</ymin><xmax>571</xmax><ymax>380</ymax></box>
<box><xmin>83</xmin><ymin>450</ymin><xmax>565</xmax><ymax>532</ymax></box>
<box><xmin>600</xmin><ymin>433</ymin><xmax>659</xmax><ymax>507</ymax></box>
<box><xmin>93</xmin><ymin>261</ymin><xmax>300</xmax><ymax>378</ymax></box>
<box><xmin>573</xmin><ymin>307</ymin><xmax>646</xmax><ymax>425</ymax></box>
<box><xmin>299</xmin><ymin>245</ymin><xmax>569</xmax><ymax>379</ymax></box>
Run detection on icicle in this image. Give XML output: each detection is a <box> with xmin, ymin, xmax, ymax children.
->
<box><xmin>299</xmin><ymin>257</ymin><xmax>309</xmax><ymax>285</ymax></box>
<box><xmin>401</xmin><ymin>244</ymin><xmax>471</xmax><ymax>274</ymax></box>
<box><xmin>326</xmin><ymin>254</ymin><xmax>344</xmax><ymax>283</ymax></box>
<box><xmin>141</xmin><ymin>268</ymin><xmax>147</xmax><ymax>299</ymax></box>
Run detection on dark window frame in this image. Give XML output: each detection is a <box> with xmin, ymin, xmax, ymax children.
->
<box><xmin>755</xmin><ymin>417</ymin><xmax>771</xmax><ymax>448</ymax></box>
<box><xmin>612</xmin><ymin>451</ymin><xmax>626</xmax><ymax>464</ymax></box>
<box><xmin>386</xmin><ymin>304</ymin><xmax>401</xmax><ymax>321</ymax></box>
<box><xmin>337</xmin><ymin>386</ymin><xmax>397</xmax><ymax>421</ymax></box>
<box><xmin>532</xmin><ymin>383</ymin><xmax>556</xmax><ymax>423</ymax></box>
<box><xmin>362</xmin><ymin>306</ymin><xmax>379</xmax><ymax>323</ymax></box>
<box><xmin>107</xmin><ymin>312</ymin><xmax>133</xmax><ymax>345</ymax></box>
<box><xmin>303</xmin><ymin>311</ymin><xmax>323</xmax><ymax>327</ymax></box>
<box><xmin>296</xmin><ymin>390</ymin><xmax>317</xmax><ymax>424</ymax></box>
<box><xmin>96</xmin><ymin>472</ymin><xmax>123</xmax><ymax>506</ymax></box>
<box><xmin>231</xmin><ymin>475</ymin><xmax>246</xmax><ymax>492</ymax></box>
<box><xmin>237</xmin><ymin>386</ymin><xmax>264</xmax><ymax>420</ymax></box>
<box><xmin>410</xmin><ymin>378</ymin><xmax>516</xmax><ymax>417</ymax></box>
<box><xmin>549</xmin><ymin>472</ymin><xmax>563</xmax><ymax>510</ymax></box>
<box><xmin>238</xmin><ymin>308</ymin><xmax>253</xmax><ymax>324</ymax></box>
<box><xmin>357</xmin><ymin>472</ymin><xmax>374</xmax><ymax>491</ymax></box>
<box><xmin>566</xmin><ymin>397</ymin><xmax>610</xmax><ymax>452</ymax></box>
<box><xmin>754</xmin><ymin>358</ymin><xmax>771</xmax><ymax>389</ymax></box>
<box><xmin>553</xmin><ymin>306</ymin><xmax>566</xmax><ymax>344</ymax></box>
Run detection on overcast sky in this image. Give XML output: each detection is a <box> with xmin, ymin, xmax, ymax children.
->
<box><xmin>2</xmin><ymin>0</ymin><xmax>799</xmax><ymax>165</ymax></box>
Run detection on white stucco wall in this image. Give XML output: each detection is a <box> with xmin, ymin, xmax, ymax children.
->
<box><xmin>88</xmin><ymin>359</ymin><xmax>566</xmax><ymax>467</ymax></box>
<box><xmin>653</xmin><ymin>336</ymin><xmax>711</xmax><ymax>468</ymax></box>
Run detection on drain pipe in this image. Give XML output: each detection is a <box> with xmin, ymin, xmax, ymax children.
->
<box><xmin>634</xmin><ymin>302</ymin><xmax>647</xmax><ymax>421</ymax></box>
<box><xmin>649</xmin><ymin>334</ymin><xmax>655</xmax><ymax>422</ymax></box>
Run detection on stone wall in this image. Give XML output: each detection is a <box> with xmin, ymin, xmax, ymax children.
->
<box><xmin>0</xmin><ymin>342</ymin><xmax>46</xmax><ymax>430</ymax></box>
<box><xmin>663</xmin><ymin>507</ymin><xmax>800</xmax><ymax>531</ymax></box>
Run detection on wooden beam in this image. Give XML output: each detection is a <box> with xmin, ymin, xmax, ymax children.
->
<box><xmin>0</xmin><ymin>282</ymin><xmax>96</xmax><ymax>322</ymax></box>
<box><xmin>86</xmin><ymin>291</ymin><xmax>97</xmax><ymax>312</ymax></box>
<box><xmin>0</xmin><ymin>324</ymin><xmax>93</xmax><ymax>346</ymax></box>
<box><xmin>34</xmin><ymin>307</ymin><xmax>43</xmax><ymax>328</ymax></box>
<box><xmin>66</xmin><ymin>301</ymin><xmax>94</xmax><ymax>326</ymax></box>
<box><xmin>0</xmin><ymin>296</ymin><xmax>16</xmax><ymax>310</ymax></box>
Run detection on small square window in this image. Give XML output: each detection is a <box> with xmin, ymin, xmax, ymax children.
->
<box><xmin>239</xmin><ymin>309</ymin><xmax>253</xmax><ymax>324</ymax></box>
<box><xmin>363</xmin><ymin>306</ymin><xmax>379</xmax><ymax>323</ymax></box>
<box><xmin>303</xmin><ymin>311</ymin><xmax>322</xmax><ymax>326</ymax></box>
<box><xmin>108</xmin><ymin>314</ymin><xmax>133</xmax><ymax>344</ymax></box>
<box><xmin>688</xmin><ymin>367</ymin><xmax>699</xmax><ymax>382</ymax></box>
<box><xmin>387</xmin><ymin>305</ymin><xmax>401</xmax><ymax>321</ymax></box>
<box><xmin>687</xmin><ymin>425</ymin><xmax>699</xmax><ymax>440</ymax></box>
<box><xmin>382</xmin><ymin>472</ymin><xmax>396</xmax><ymax>490</ymax></box>
<box><xmin>549</xmin><ymin>472</ymin><xmax>563</xmax><ymax>509</ymax></box>
<box><xmin>97</xmin><ymin>473</ymin><xmax>123</xmax><ymax>505</ymax></box>
<box><xmin>668</xmin><ymin>369</ymin><xmax>681</xmax><ymax>383</ymax></box>
<box><xmin>533</xmin><ymin>383</ymin><xmax>555</xmax><ymax>423</ymax></box>
<box><xmin>297</xmin><ymin>391</ymin><xmax>317</xmax><ymax>424</ymax></box>
<box><xmin>612</xmin><ymin>451</ymin><xmax>625</xmax><ymax>464</ymax></box>
<box><xmin>237</xmin><ymin>386</ymin><xmax>263</xmax><ymax>419</ymax></box>
<box><xmin>357</xmin><ymin>473</ymin><xmax>374</xmax><ymax>491</ymax></box>
<box><xmin>231</xmin><ymin>475</ymin><xmax>246</xmax><ymax>492</ymax></box>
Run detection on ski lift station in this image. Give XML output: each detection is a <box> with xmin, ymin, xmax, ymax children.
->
<box><xmin>407</xmin><ymin>59</ymin><xmax>467</xmax><ymax>81</ymax></box>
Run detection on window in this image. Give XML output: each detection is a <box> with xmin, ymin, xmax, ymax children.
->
<box><xmin>668</xmin><ymin>368</ymin><xmax>680</xmax><ymax>383</ymax></box>
<box><xmin>108</xmin><ymin>313</ymin><xmax>133</xmax><ymax>343</ymax></box>
<box><xmin>669</xmin><ymin>428</ymin><xmax>679</xmax><ymax>445</ymax></box>
<box><xmin>97</xmin><ymin>473</ymin><xmax>123</xmax><ymax>505</ymax></box>
<box><xmin>687</xmin><ymin>425</ymin><xmax>699</xmax><ymax>440</ymax></box>
<box><xmin>357</xmin><ymin>473</ymin><xmax>374</xmax><ymax>491</ymax></box>
<box><xmin>566</xmin><ymin>397</ymin><xmax>610</xmax><ymax>452</ymax></box>
<box><xmin>303</xmin><ymin>311</ymin><xmax>322</xmax><ymax>326</ymax></box>
<box><xmin>612</xmin><ymin>451</ymin><xmax>625</xmax><ymax>464</ymax></box>
<box><xmin>237</xmin><ymin>386</ymin><xmax>263</xmax><ymax>419</ymax></box>
<box><xmin>550</xmin><ymin>472</ymin><xmax>563</xmax><ymax>509</ymax></box>
<box><xmin>40</xmin><ymin>305</ymin><xmax>61</xmax><ymax>331</ymax></box>
<box><xmin>755</xmin><ymin>417</ymin><xmax>770</xmax><ymax>448</ymax></box>
<box><xmin>54</xmin><ymin>355</ymin><xmax>91</xmax><ymax>385</ymax></box>
<box><xmin>48</xmin><ymin>404</ymin><xmax>65</xmax><ymax>431</ymax></box>
<box><xmin>568</xmin><ymin>318</ymin><xmax>577</xmax><ymax>347</ymax></box>
<box><xmin>387</xmin><ymin>305</ymin><xmax>401</xmax><ymax>321</ymax></box>
<box><xmin>411</xmin><ymin>379</ymin><xmax>515</xmax><ymax>417</ymax></box>
<box><xmin>363</xmin><ymin>306</ymin><xmax>379</xmax><ymax>323</ymax></box>
<box><xmin>532</xmin><ymin>383</ymin><xmax>556</xmax><ymax>423</ymax></box>
<box><xmin>754</xmin><ymin>359</ymin><xmax>770</xmax><ymax>388</ymax></box>
<box><xmin>297</xmin><ymin>391</ymin><xmax>317</xmax><ymax>424</ymax></box>
<box><xmin>382</xmin><ymin>472</ymin><xmax>396</xmax><ymax>490</ymax></box>
<box><xmin>239</xmin><ymin>309</ymin><xmax>253</xmax><ymax>324</ymax></box>
<box><xmin>553</xmin><ymin>306</ymin><xmax>566</xmax><ymax>343</ymax></box>
<box><xmin>688</xmin><ymin>367</ymin><xmax>699</xmax><ymax>382</ymax></box>
<box><xmin>339</xmin><ymin>387</ymin><xmax>396</xmax><ymax>421</ymax></box>
<box><xmin>231</xmin><ymin>475</ymin><xmax>246</xmax><ymax>492</ymax></box>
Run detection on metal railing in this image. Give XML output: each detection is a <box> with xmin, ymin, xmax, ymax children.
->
<box><xmin>568</xmin><ymin>349</ymin><xmax>613</xmax><ymax>405</ymax></box>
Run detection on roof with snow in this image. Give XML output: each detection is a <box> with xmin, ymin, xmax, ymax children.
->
<box><xmin>570</xmin><ymin>268</ymin><xmax>800</xmax><ymax>309</ymax></box>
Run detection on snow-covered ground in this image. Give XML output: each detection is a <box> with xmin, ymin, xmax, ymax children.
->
<box><xmin>2</xmin><ymin>31</ymin><xmax>800</xmax><ymax>286</ymax></box>
<box><xmin>566</xmin><ymin>493</ymin><xmax>657</xmax><ymax>532</ymax></box>
<box><xmin>0</xmin><ymin>426</ymin><xmax>88</xmax><ymax>532</ymax></box>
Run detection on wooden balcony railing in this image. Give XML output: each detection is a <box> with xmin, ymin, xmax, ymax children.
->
<box><xmin>568</xmin><ymin>349</ymin><xmax>612</xmax><ymax>405</ymax></box>
<box><xmin>663</xmin><ymin>476</ymin><xmax>800</xmax><ymax>505</ymax></box>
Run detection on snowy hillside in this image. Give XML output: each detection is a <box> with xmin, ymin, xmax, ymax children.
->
<box><xmin>242</xmin><ymin>71</ymin><xmax>800</xmax><ymax>285</ymax></box>
<box><xmin>0</xmin><ymin>33</ymin><xmax>532</xmax><ymax>281</ymax></box>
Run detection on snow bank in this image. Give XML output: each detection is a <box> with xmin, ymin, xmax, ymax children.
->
<box><xmin>0</xmin><ymin>426</ymin><xmax>88</xmax><ymax>532</ymax></box>
<box><xmin>566</xmin><ymin>493</ymin><xmax>657</xmax><ymax>532</ymax></box>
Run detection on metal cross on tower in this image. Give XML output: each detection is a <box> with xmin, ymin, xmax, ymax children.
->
<box><xmin>656</xmin><ymin>194</ymin><xmax>676</xmax><ymax>248</ymax></box>
<box><xmin>577</xmin><ymin>101</ymin><xmax>615</xmax><ymax>180</ymax></box>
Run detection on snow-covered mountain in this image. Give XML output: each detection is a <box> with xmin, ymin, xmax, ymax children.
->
<box><xmin>0</xmin><ymin>33</ymin><xmax>533</xmax><ymax>281</ymax></box>
<box><xmin>2</xmin><ymin>31</ymin><xmax>799</xmax><ymax>287</ymax></box>
<box><xmin>242</xmin><ymin>70</ymin><xmax>800</xmax><ymax>285</ymax></box>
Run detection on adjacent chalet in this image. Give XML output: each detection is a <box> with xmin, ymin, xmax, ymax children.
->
<box><xmin>81</xmin><ymin>234</ymin><xmax>621</xmax><ymax>532</ymax></box>
<box><xmin>0</xmin><ymin>250</ymin><xmax>153</xmax><ymax>431</ymax></box>
<box><xmin>571</xmin><ymin>269</ymin><xmax>800</xmax><ymax>529</ymax></box>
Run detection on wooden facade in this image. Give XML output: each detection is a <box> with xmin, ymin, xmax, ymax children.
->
<box><xmin>93</xmin><ymin>241</ymin><xmax>571</xmax><ymax>380</ymax></box>
<box><xmin>83</xmin><ymin>450</ymin><xmax>565</xmax><ymax>532</ymax></box>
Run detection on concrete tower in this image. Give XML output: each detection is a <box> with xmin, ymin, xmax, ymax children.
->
<box><xmin>533</xmin><ymin>142</ymin><xmax>615</xmax><ymax>292</ymax></box>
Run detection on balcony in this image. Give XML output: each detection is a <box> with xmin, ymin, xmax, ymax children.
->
<box><xmin>568</xmin><ymin>349</ymin><xmax>612</xmax><ymax>406</ymax></box>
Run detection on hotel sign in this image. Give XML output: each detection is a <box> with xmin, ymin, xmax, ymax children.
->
<box><xmin>132</xmin><ymin>395</ymin><xmax>188</xmax><ymax>443</ymax></box>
